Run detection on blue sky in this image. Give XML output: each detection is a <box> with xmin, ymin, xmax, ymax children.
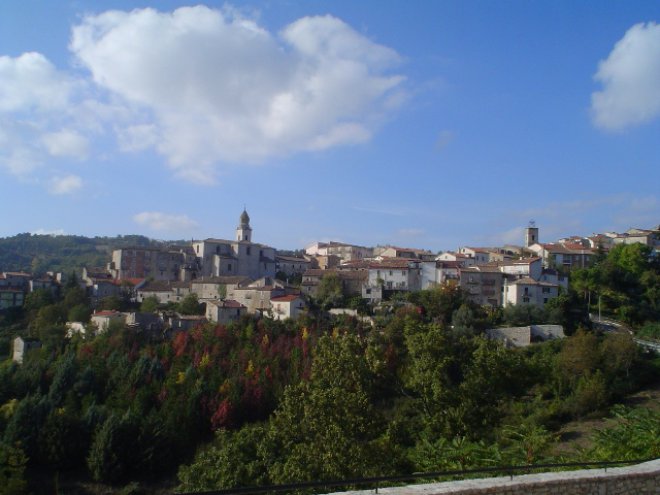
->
<box><xmin>0</xmin><ymin>1</ymin><xmax>658</xmax><ymax>251</ymax></box>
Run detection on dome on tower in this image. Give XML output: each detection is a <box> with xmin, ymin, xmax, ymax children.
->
<box><xmin>239</xmin><ymin>209</ymin><xmax>250</xmax><ymax>227</ymax></box>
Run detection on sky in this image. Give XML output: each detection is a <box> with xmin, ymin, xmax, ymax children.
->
<box><xmin>0</xmin><ymin>1</ymin><xmax>659</xmax><ymax>251</ymax></box>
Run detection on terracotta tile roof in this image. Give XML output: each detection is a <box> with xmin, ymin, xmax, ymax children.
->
<box><xmin>271</xmin><ymin>295</ymin><xmax>302</xmax><ymax>302</ymax></box>
<box><xmin>276</xmin><ymin>255</ymin><xmax>310</xmax><ymax>263</ymax></box>
<box><xmin>93</xmin><ymin>310</ymin><xmax>122</xmax><ymax>317</ymax></box>
<box><xmin>208</xmin><ymin>299</ymin><xmax>245</xmax><ymax>309</ymax></box>
<box><xmin>192</xmin><ymin>276</ymin><xmax>250</xmax><ymax>285</ymax></box>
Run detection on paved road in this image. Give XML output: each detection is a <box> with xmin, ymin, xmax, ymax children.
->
<box><xmin>590</xmin><ymin>314</ymin><xmax>660</xmax><ymax>353</ymax></box>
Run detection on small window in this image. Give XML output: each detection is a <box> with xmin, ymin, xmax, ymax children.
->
<box><xmin>247</xmin><ymin>247</ymin><xmax>251</xmax><ymax>255</ymax></box>
<box><xmin>228</xmin><ymin>263</ymin><xmax>232</xmax><ymax>272</ymax></box>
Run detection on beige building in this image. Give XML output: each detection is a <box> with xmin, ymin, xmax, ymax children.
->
<box><xmin>192</xmin><ymin>210</ymin><xmax>276</xmax><ymax>280</ymax></box>
<box><xmin>191</xmin><ymin>276</ymin><xmax>250</xmax><ymax>301</ymax></box>
<box><xmin>305</xmin><ymin>241</ymin><xmax>373</xmax><ymax>262</ymax></box>
<box><xmin>206</xmin><ymin>299</ymin><xmax>247</xmax><ymax>324</ymax></box>
<box><xmin>137</xmin><ymin>281</ymin><xmax>192</xmax><ymax>304</ymax></box>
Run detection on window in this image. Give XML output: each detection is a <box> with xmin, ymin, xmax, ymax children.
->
<box><xmin>542</xmin><ymin>287</ymin><xmax>550</xmax><ymax>294</ymax></box>
<box><xmin>247</xmin><ymin>247</ymin><xmax>251</xmax><ymax>255</ymax></box>
<box><xmin>389</xmin><ymin>271</ymin><xmax>393</xmax><ymax>276</ymax></box>
<box><xmin>543</xmin><ymin>298</ymin><xmax>548</xmax><ymax>304</ymax></box>
<box><xmin>402</xmin><ymin>270</ymin><xmax>406</xmax><ymax>276</ymax></box>
<box><xmin>196</xmin><ymin>245</ymin><xmax>199</xmax><ymax>254</ymax></box>
<box><xmin>523</xmin><ymin>296</ymin><xmax>530</xmax><ymax>303</ymax></box>
<box><xmin>228</xmin><ymin>263</ymin><xmax>232</xmax><ymax>272</ymax></box>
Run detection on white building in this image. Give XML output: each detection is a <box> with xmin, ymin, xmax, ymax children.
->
<box><xmin>503</xmin><ymin>277</ymin><xmax>559</xmax><ymax>307</ymax></box>
<box><xmin>270</xmin><ymin>295</ymin><xmax>306</xmax><ymax>320</ymax></box>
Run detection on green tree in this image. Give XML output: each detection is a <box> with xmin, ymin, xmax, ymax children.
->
<box><xmin>177</xmin><ymin>293</ymin><xmax>204</xmax><ymax>315</ymax></box>
<box><xmin>0</xmin><ymin>441</ymin><xmax>28</xmax><ymax>495</ymax></box>
<box><xmin>140</xmin><ymin>295</ymin><xmax>160</xmax><ymax>313</ymax></box>
<box><xmin>178</xmin><ymin>425</ymin><xmax>269</xmax><ymax>492</ymax></box>
<box><xmin>265</xmin><ymin>335</ymin><xmax>394</xmax><ymax>484</ymax></box>
<box><xmin>87</xmin><ymin>412</ymin><xmax>140</xmax><ymax>484</ymax></box>
<box><xmin>316</xmin><ymin>273</ymin><xmax>344</xmax><ymax>310</ymax></box>
<box><xmin>68</xmin><ymin>303</ymin><xmax>92</xmax><ymax>323</ymax></box>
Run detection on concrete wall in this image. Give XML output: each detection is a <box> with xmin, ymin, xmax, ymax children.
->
<box><xmin>330</xmin><ymin>459</ymin><xmax>660</xmax><ymax>495</ymax></box>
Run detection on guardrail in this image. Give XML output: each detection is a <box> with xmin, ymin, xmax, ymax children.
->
<box><xmin>178</xmin><ymin>459</ymin><xmax>653</xmax><ymax>495</ymax></box>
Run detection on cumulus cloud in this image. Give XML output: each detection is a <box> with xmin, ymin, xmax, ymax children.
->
<box><xmin>133</xmin><ymin>211</ymin><xmax>199</xmax><ymax>232</ymax></box>
<box><xmin>42</xmin><ymin>129</ymin><xmax>89</xmax><ymax>159</ymax></box>
<box><xmin>0</xmin><ymin>52</ymin><xmax>72</xmax><ymax>113</ymax></box>
<box><xmin>49</xmin><ymin>175</ymin><xmax>83</xmax><ymax>195</ymax></box>
<box><xmin>0</xmin><ymin>53</ymin><xmax>92</xmax><ymax>179</ymax></box>
<box><xmin>70</xmin><ymin>6</ymin><xmax>406</xmax><ymax>181</ymax></box>
<box><xmin>591</xmin><ymin>22</ymin><xmax>660</xmax><ymax>131</ymax></box>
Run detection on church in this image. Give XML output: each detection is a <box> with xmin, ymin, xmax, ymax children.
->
<box><xmin>192</xmin><ymin>209</ymin><xmax>277</xmax><ymax>280</ymax></box>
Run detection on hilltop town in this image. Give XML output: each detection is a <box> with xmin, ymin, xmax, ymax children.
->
<box><xmin>1</xmin><ymin>210</ymin><xmax>658</xmax><ymax>340</ymax></box>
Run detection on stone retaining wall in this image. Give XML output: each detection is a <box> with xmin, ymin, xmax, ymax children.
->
<box><xmin>330</xmin><ymin>459</ymin><xmax>660</xmax><ymax>495</ymax></box>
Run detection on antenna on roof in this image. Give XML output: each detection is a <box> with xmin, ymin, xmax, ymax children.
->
<box><xmin>529</xmin><ymin>219</ymin><xmax>536</xmax><ymax>228</ymax></box>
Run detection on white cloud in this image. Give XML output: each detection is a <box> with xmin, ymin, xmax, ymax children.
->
<box><xmin>133</xmin><ymin>211</ymin><xmax>198</xmax><ymax>232</ymax></box>
<box><xmin>591</xmin><ymin>22</ymin><xmax>660</xmax><ymax>131</ymax></box>
<box><xmin>0</xmin><ymin>52</ymin><xmax>72</xmax><ymax>113</ymax></box>
<box><xmin>70</xmin><ymin>6</ymin><xmax>406</xmax><ymax>180</ymax></box>
<box><xmin>0</xmin><ymin>53</ymin><xmax>94</xmax><ymax>180</ymax></box>
<box><xmin>117</xmin><ymin>124</ymin><xmax>159</xmax><ymax>152</ymax></box>
<box><xmin>42</xmin><ymin>129</ymin><xmax>89</xmax><ymax>159</ymax></box>
<box><xmin>49</xmin><ymin>175</ymin><xmax>83</xmax><ymax>195</ymax></box>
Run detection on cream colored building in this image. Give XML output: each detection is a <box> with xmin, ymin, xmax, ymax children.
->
<box><xmin>192</xmin><ymin>210</ymin><xmax>276</xmax><ymax>280</ymax></box>
<box><xmin>270</xmin><ymin>295</ymin><xmax>306</xmax><ymax>320</ymax></box>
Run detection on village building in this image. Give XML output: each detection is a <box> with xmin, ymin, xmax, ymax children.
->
<box><xmin>108</xmin><ymin>246</ymin><xmax>195</xmax><ymax>281</ymax></box>
<box><xmin>192</xmin><ymin>210</ymin><xmax>277</xmax><ymax>280</ymax></box>
<box><xmin>91</xmin><ymin>310</ymin><xmax>125</xmax><ymax>333</ymax></box>
<box><xmin>0</xmin><ymin>288</ymin><xmax>24</xmax><ymax>310</ymax></box>
<box><xmin>486</xmin><ymin>325</ymin><xmax>565</xmax><ymax>348</ymax></box>
<box><xmin>206</xmin><ymin>299</ymin><xmax>247</xmax><ymax>324</ymax></box>
<box><xmin>460</xmin><ymin>265</ymin><xmax>505</xmax><ymax>307</ymax></box>
<box><xmin>305</xmin><ymin>241</ymin><xmax>373</xmax><ymax>262</ymax></box>
<box><xmin>191</xmin><ymin>276</ymin><xmax>250</xmax><ymax>302</ymax></box>
<box><xmin>528</xmin><ymin>242</ymin><xmax>596</xmax><ymax>270</ymax></box>
<box><xmin>275</xmin><ymin>255</ymin><xmax>312</xmax><ymax>277</ymax></box>
<box><xmin>12</xmin><ymin>337</ymin><xmax>42</xmax><ymax>363</ymax></box>
<box><xmin>137</xmin><ymin>280</ymin><xmax>192</xmax><ymax>304</ymax></box>
<box><xmin>503</xmin><ymin>277</ymin><xmax>559</xmax><ymax>307</ymax></box>
<box><xmin>270</xmin><ymin>294</ymin><xmax>306</xmax><ymax>320</ymax></box>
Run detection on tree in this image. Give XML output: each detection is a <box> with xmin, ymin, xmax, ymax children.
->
<box><xmin>316</xmin><ymin>273</ymin><xmax>344</xmax><ymax>310</ymax></box>
<box><xmin>177</xmin><ymin>294</ymin><xmax>204</xmax><ymax>315</ymax></box>
<box><xmin>140</xmin><ymin>295</ymin><xmax>160</xmax><ymax>313</ymax></box>
<box><xmin>264</xmin><ymin>335</ymin><xmax>394</xmax><ymax>484</ymax></box>
<box><xmin>451</xmin><ymin>304</ymin><xmax>477</xmax><ymax>336</ymax></box>
<box><xmin>87</xmin><ymin>413</ymin><xmax>140</xmax><ymax>483</ymax></box>
<box><xmin>68</xmin><ymin>303</ymin><xmax>91</xmax><ymax>323</ymax></box>
<box><xmin>0</xmin><ymin>441</ymin><xmax>28</xmax><ymax>495</ymax></box>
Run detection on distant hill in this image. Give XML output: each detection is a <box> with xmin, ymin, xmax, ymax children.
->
<box><xmin>0</xmin><ymin>233</ymin><xmax>186</xmax><ymax>275</ymax></box>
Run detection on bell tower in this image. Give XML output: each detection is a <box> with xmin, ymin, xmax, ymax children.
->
<box><xmin>525</xmin><ymin>220</ymin><xmax>539</xmax><ymax>248</ymax></box>
<box><xmin>236</xmin><ymin>208</ymin><xmax>252</xmax><ymax>242</ymax></box>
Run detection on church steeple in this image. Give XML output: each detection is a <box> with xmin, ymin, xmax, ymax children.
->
<box><xmin>236</xmin><ymin>208</ymin><xmax>252</xmax><ymax>242</ymax></box>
